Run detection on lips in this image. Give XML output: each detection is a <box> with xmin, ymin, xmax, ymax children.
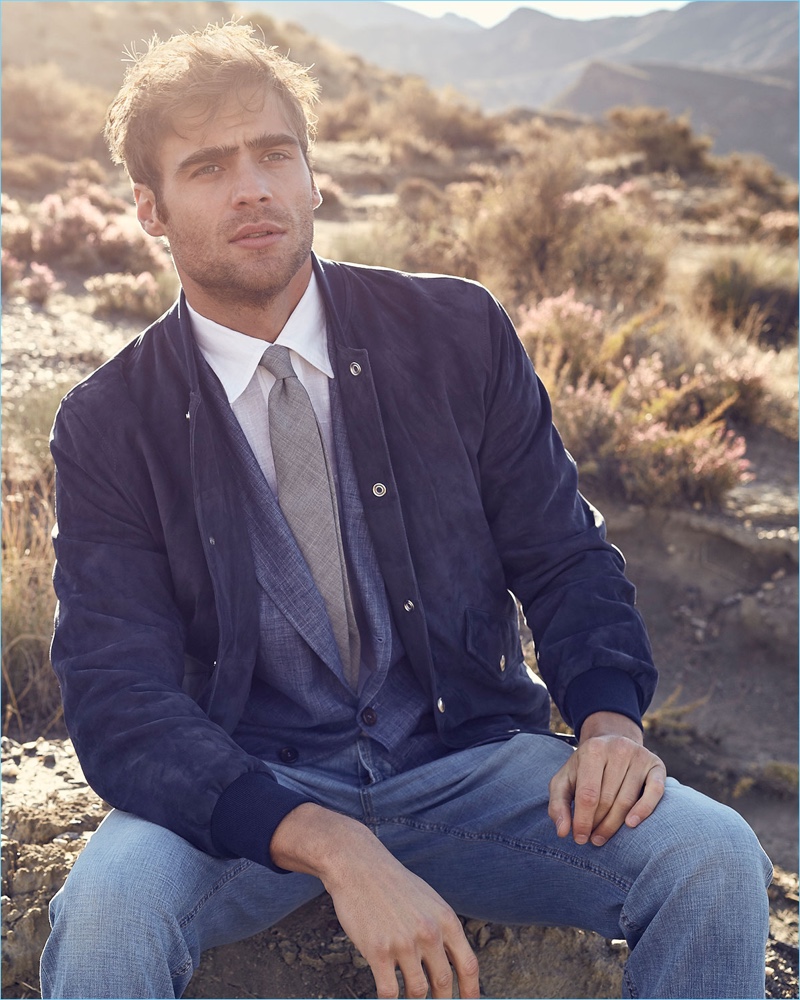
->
<box><xmin>230</xmin><ymin>222</ymin><xmax>286</xmax><ymax>243</ymax></box>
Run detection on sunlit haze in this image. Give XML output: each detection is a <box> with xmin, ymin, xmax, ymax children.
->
<box><xmin>388</xmin><ymin>1</ymin><xmax>689</xmax><ymax>27</ymax></box>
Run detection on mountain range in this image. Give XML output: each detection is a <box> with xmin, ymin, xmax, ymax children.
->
<box><xmin>242</xmin><ymin>0</ymin><xmax>799</xmax><ymax>174</ymax></box>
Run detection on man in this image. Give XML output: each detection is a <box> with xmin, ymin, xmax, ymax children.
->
<box><xmin>42</xmin><ymin>22</ymin><xmax>771</xmax><ymax>1000</ymax></box>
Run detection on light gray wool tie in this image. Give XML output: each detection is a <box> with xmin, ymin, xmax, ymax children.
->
<box><xmin>260</xmin><ymin>345</ymin><xmax>361</xmax><ymax>689</ymax></box>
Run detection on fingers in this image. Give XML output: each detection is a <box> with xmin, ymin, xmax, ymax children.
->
<box><xmin>446</xmin><ymin>929</ymin><xmax>481</xmax><ymax>998</ymax></box>
<box><xmin>370</xmin><ymin>916</ymin><xmax>479</xmax><ymax>1000</ymax></box>
<box><xmin>625</xmin><ymin>760</ymin><xmax>667</xmax><ymax>829</ymax></box>
<box><xmin>547</xmin><ymin>760</ymin><xmax>576</xmax><ymax>839</ymax></box>
<box><xmin>548</xmin><ymin>735</ymin><xmax>668</xmax><ymax>847</ymax></box>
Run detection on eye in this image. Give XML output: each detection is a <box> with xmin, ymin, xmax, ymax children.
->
<box><xmin>262</xmin><ymin>151</ymin><xmax>290</xmax><ymax>162</ymax></box>
<box><xmin>192</xmin><ymin>163</ymin><xmax>221</xmax><ymax>178</ymax></box>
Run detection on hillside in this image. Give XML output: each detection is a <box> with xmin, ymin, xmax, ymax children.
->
<box><xmin>554</xmin><ymin>60</ymin><xmax>799</xmax><ymax>175</ymax></box>
<box><xmin>0</xmin><ymin>0</ymin><xmax>398</xmax><ymax>102</ymax></box>
<box><xmin>249</xmin><ymin>0</ymin><xmax>799</xmax><ymax>173</ymax></box>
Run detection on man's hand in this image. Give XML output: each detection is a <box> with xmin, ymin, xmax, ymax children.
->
<box><xmin>270</xmin><ymin>803</ymin><xmax>479</xmax><ymax>999</ymax></box>
<box><xmin>548</xmin><ymin>711</ymin><xmax>666</xmax><ymax>847</ymax></box>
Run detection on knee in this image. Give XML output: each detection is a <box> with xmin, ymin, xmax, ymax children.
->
<box><xmin>648</xmin><ymin>782</ymin><xmax>772</xmax><ymax>894</ymax></box>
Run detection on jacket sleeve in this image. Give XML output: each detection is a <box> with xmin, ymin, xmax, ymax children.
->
<box><xmin>477</xmin><ymin>293</ymin><xmax>657</xmax><ymax>734</ymax></box>
<box><xmin>50</xmin><ymin>384</ymin><xmax>312</xmax><ymax>869</ymax></box>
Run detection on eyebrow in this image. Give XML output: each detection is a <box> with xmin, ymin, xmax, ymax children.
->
<box><xmin>175</xmin><ymin>132</ymin><xmax>301</xmax><ymax>174</ymax></box>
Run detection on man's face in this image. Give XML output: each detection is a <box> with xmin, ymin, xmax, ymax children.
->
<box><xmin>134</xmin><ymin>91</ymin><xmax>320</xmax><ymax>326</ymax></box>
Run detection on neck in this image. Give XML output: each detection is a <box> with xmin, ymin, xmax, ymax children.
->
<box><xmin>181</xmin><ymin>258</ymin><xmax>313</xmax><ymax>342</ymax></box>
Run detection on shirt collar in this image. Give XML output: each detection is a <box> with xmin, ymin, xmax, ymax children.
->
<box><xmin>188</xmin><ymin>272</ymin><xmax>332</xmax><ymax>404</ymax></box>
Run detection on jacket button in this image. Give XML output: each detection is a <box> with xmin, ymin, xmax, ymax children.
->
<box><xmin>437</xmin><ymin>697</ymin><xmax>445</xmax><ymax>713</ymax></box>
<box><xmin>499</xmin><ymin>655</ymin><xmax>506</xmax><ymax>671</ymax></box>
<box><xmin>349</xmin><ymin>362</ymin><xmax>362</xmax><ymax>376</ymax></box>
<box><xmin>372</xmin><ymin>483</ymin><xmax>387</xmax><ymax>497</ymax></box>
<box><xmin>403</xmin><ymin>600</ymin><xmax>415</xmax><ymax>612</ymax></box>
<box><xmin>361</xmin><ymin>707</ymin><xmax>378</xmax><ymax>726</ymax></box>
<box><xmin>278</xmin><ymin>747</ymin><xmax>299</xmax><ymax>763</ymax></box>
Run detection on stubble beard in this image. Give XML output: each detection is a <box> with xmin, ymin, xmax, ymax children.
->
<box><xmin>166</xmin><ymin>210</ymin><xmax>315</xmax><ymax>312</ymax></box>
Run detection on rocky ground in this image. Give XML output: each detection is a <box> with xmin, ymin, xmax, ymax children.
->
<box><xmin>2</xmin><ymin>737</ymin><xmax>797</xmax><ymax>999</ymax></box>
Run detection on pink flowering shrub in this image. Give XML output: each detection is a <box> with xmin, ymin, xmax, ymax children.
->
<box><xmin>85</xmin><ymin>271</ymin><xmax>178</xmax><ymax>321</ymax></box>
<box><xmin>518</xmin><ymin>290</ymin><xmax>607</xmax><ymax>385</ymax></box>
<box><xmin>520</xmin><ymin>290</ymin><xmax>757</xmax><ymax>507</ymax></box>
<box><xmin>2</xmin><ymin>249</ymin><xmax>26</xmax><ymax>294</ymax></box>
<box><xmin>31</xmin><ymin>192</ymin><xmax>172</xmax><ymax>276</ymax></box>
<box><xmin>2</xmin><ymin>195</ymin><xmax>35</xmax><ymax>261</ymax></box>
<box><xmin>615</xmin><ymin>417</ymin><xmax>751</xmax><ymax>507</ymax></box>
<box><xmin>94</xmin><ymin>214</ymin><xmax>172</xmax><ymax>275</ymax></box>
<box><xmin>18</xmin><ymin>262</ymin><xmax>64</xmax><ymax>306</ymax></box>
<box><xmin>34</xmin><ymin>192</ymin><xmax>107</xmax><ymax>267</ymax></box>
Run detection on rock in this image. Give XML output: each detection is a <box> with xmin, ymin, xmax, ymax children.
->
<box><xmin>1</xmin><ymin>738</ymin><xmax>796</xmax><ymax>999</ymax></box>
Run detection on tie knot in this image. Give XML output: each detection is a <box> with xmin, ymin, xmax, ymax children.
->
<box><xmin>259</xmin><ymin>344</ymin><xmax>296</xmax><ymax>381</ymax></box>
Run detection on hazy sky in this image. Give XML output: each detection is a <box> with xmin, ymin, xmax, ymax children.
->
<box><xmin>388</xmin><ymin>1</ymin><xmax>690</xmax><ymax>27</ymax></box>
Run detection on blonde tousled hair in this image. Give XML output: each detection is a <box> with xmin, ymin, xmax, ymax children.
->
<box><xmin>104</xmin><ymin>21</ymin><xmax>320</xmax><ymax>198</ymax></box>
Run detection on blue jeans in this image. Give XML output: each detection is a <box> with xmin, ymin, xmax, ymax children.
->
<box><xmin>41</xmin><ymin>734</ymin><xmax>772</xmax><ymax>999</ymax></box>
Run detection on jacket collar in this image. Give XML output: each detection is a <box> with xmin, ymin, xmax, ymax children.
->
<box><xmin>165</xmin><ymin>254</ymin><xmax>353</xmax><ymax>391</ymax></box>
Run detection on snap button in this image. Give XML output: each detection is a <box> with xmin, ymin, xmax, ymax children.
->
<box><xmin>361</xmin><ymin>707</ymin><xmax>378</xmax><ymax>727</ymax></box>
<box><xmin>437</xmin><ymin>697</ymin><xmax>445</xmax><ymax>713</ymax></box>
<box><xmin>403</xmin><ymin>600</ymin><xmax>415</xmax><ymax>612</ymax></box>
<box><xmin>349</xmin><ymin>362</ymin><xmax>362</xmax><ymax>376</ymax></box>
<box><xmin>372</xmin><ymin>483</ymin><xmax>387</xmax><ymax>497</ymax></box>
<box><xmin>208</xmin><ymin>536</ymin><xmax>216</xmax><ymax>546</ymax></box>
<box><xmin>499</xmin><ymin>654</ymin><xmax>506</xmax><ymax>671</ymax></box>
<box><xmin>278</xmin><ymin>747</ymin><xmax>299</xmax><ymax>763</ymax></box>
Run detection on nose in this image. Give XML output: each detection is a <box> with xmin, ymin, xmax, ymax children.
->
<box><xmin>230</xmin><ymin>158</ymin><xmax>272</xmax><ymax>207</ymax></box>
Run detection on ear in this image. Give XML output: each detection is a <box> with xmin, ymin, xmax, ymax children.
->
<box><xmin>134</xmin><ymin>183</ymin><xmax>167</xmax><ymax>237</ymax></box>
<box><xmin>311</xmin><ymin>177</ymin><xmax>323</xmax><ymax>211</ymax></box>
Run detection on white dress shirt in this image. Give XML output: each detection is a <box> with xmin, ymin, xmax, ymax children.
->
<box><xmin>189</xmin><ymin>273</ymin><xmax>335</xmax><ymax>495</ymax></box>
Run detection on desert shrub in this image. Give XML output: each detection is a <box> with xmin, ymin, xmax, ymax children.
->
<box><xmin>470</xmin><ymin>140</ymin><xmax>583</xmax><ymax>303</ymax></box>
<box><xmin>547</xmin><ymin>376</ymin><xmax>621</xmax><ymax>478</ymax></box>
<box><xmin>94</xmin><ymin>215</ymin><xmax>173</xmax><ymax>275</ymax></box>
<box><xmin>2</xmin><ymin>250</ymin><xmax>25</xmax><ymax>294</ymax></box>
<box><xmin>717</xmin><ymin>152</ymin><xmax>796</xmax><ymax>210</ymax></box>
<box><xmin>471</xmin><ymin>141</ymin><xmax>665</xmax><ymax>307</ymax></box>
<box><xmin>607</xmin><ymin>107</ymin><xmax>713</xmax><ymax>177</ymax></box>
<box><xmin>85</xmin><ymin>271</ymin><xmax>178</xmax><ymax>320</ymax></box>
<box><xmin>1</xmin><ymin>472</ymin><xmax>62</xmax><ymax>738</ymax></box>
<box><xmin>518</xmin><ymin>292</ymin><xmax>756</xmax><ymax>506</ymax></box>
<box><xmin>759</xmin><ymin>211</ymin><xmax>799</xmax><ymax>246</ymax></box>
<box><xmin>61</xmin><ymin>177</ymin><xmax>128</xmax><ymax>215</ymax></box>
<box><xmin>1</xmin><ymin>151</ymin><xmax>71</xmax><ymax>194</ymax></box>
<box><xmin>18</xmin><ymin>262</ymin><xmax>64</xmax><ymax>306</ymax></box>
<box><xmin>33</xmin><ymin>192</ymin><xmax>108</xmax><ymax>267</ymax></box>
<box><xmin>561</xmin><ymin>206</ymin><xmax>666</xmax><ymax>307</ymax></box>
<box><xmin>384</xmin><ymin>177</ymin><xmax>481</xmax><ymax>278</ymax></box>
<box><xmin>317</xmin><ymin>90</ymin><xmax>374</xmax><ymax>142</ymax></box>
<box><xmin>614</xmin><ymin>414</ymin><xmax>750</xmax><ymax>507</ymax></box>
<box><xmin>314</xmin><ymin>173</ymin><xmax>348</xmax><ymax>220</ymax></box>
<box><xmin>2</xmin><ymin>383</ymin><xmax>64</xmax><ymax>737</ymax></box>
<box><xmin>2</xmin><ymin>62</ymin><xmax>109</xmax><ymax>162</ymax></box>
<box><xmin>693</xmin><ymin>252</ymin><xmax>798</xmax><ymax>349</ymax></box>
<box><xmin>1</xmin><ymin>194</ymin><xmax>36</xmax><ymax>262</ymax></box>
<box><xmin>384</xmin><ymin>78</ymin><xmax>502</xmax><ymax>151</ymax></box>
<box><xmin>31</xmin><ymin>192</ymin><xmax>172</xmax><ymax>276</ymax></box>
<box><xmin>518</xmin><ymin>290</ymin><xmax>608</xmax><ymax>385</ymax></box>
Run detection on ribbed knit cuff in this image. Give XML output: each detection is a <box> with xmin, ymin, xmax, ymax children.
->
<box><xmin>210</xmin><ymin>771</ymin><xmax>315</xmax><ymax>872</ymax></box>
<box><xmin>563</xmin><ymin>667</ymin><xmax>645</xmax><ymax>740</ymax></box>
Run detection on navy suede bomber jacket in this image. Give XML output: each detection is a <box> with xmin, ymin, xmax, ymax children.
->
<box><xmin>50</xmin><ymin>255</ymin><xmax>657</xmax><ymax>871</ymax></box>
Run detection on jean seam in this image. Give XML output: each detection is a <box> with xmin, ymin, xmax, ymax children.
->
<box><xmin>375</xmin><ymin>815</ymin><xmax>635</xmax><ymax>893</ymax></box>
<box><xmin>177</xmin><ymin>859</ymin><xmax>254</xmax><ymax>930</ymax></box>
